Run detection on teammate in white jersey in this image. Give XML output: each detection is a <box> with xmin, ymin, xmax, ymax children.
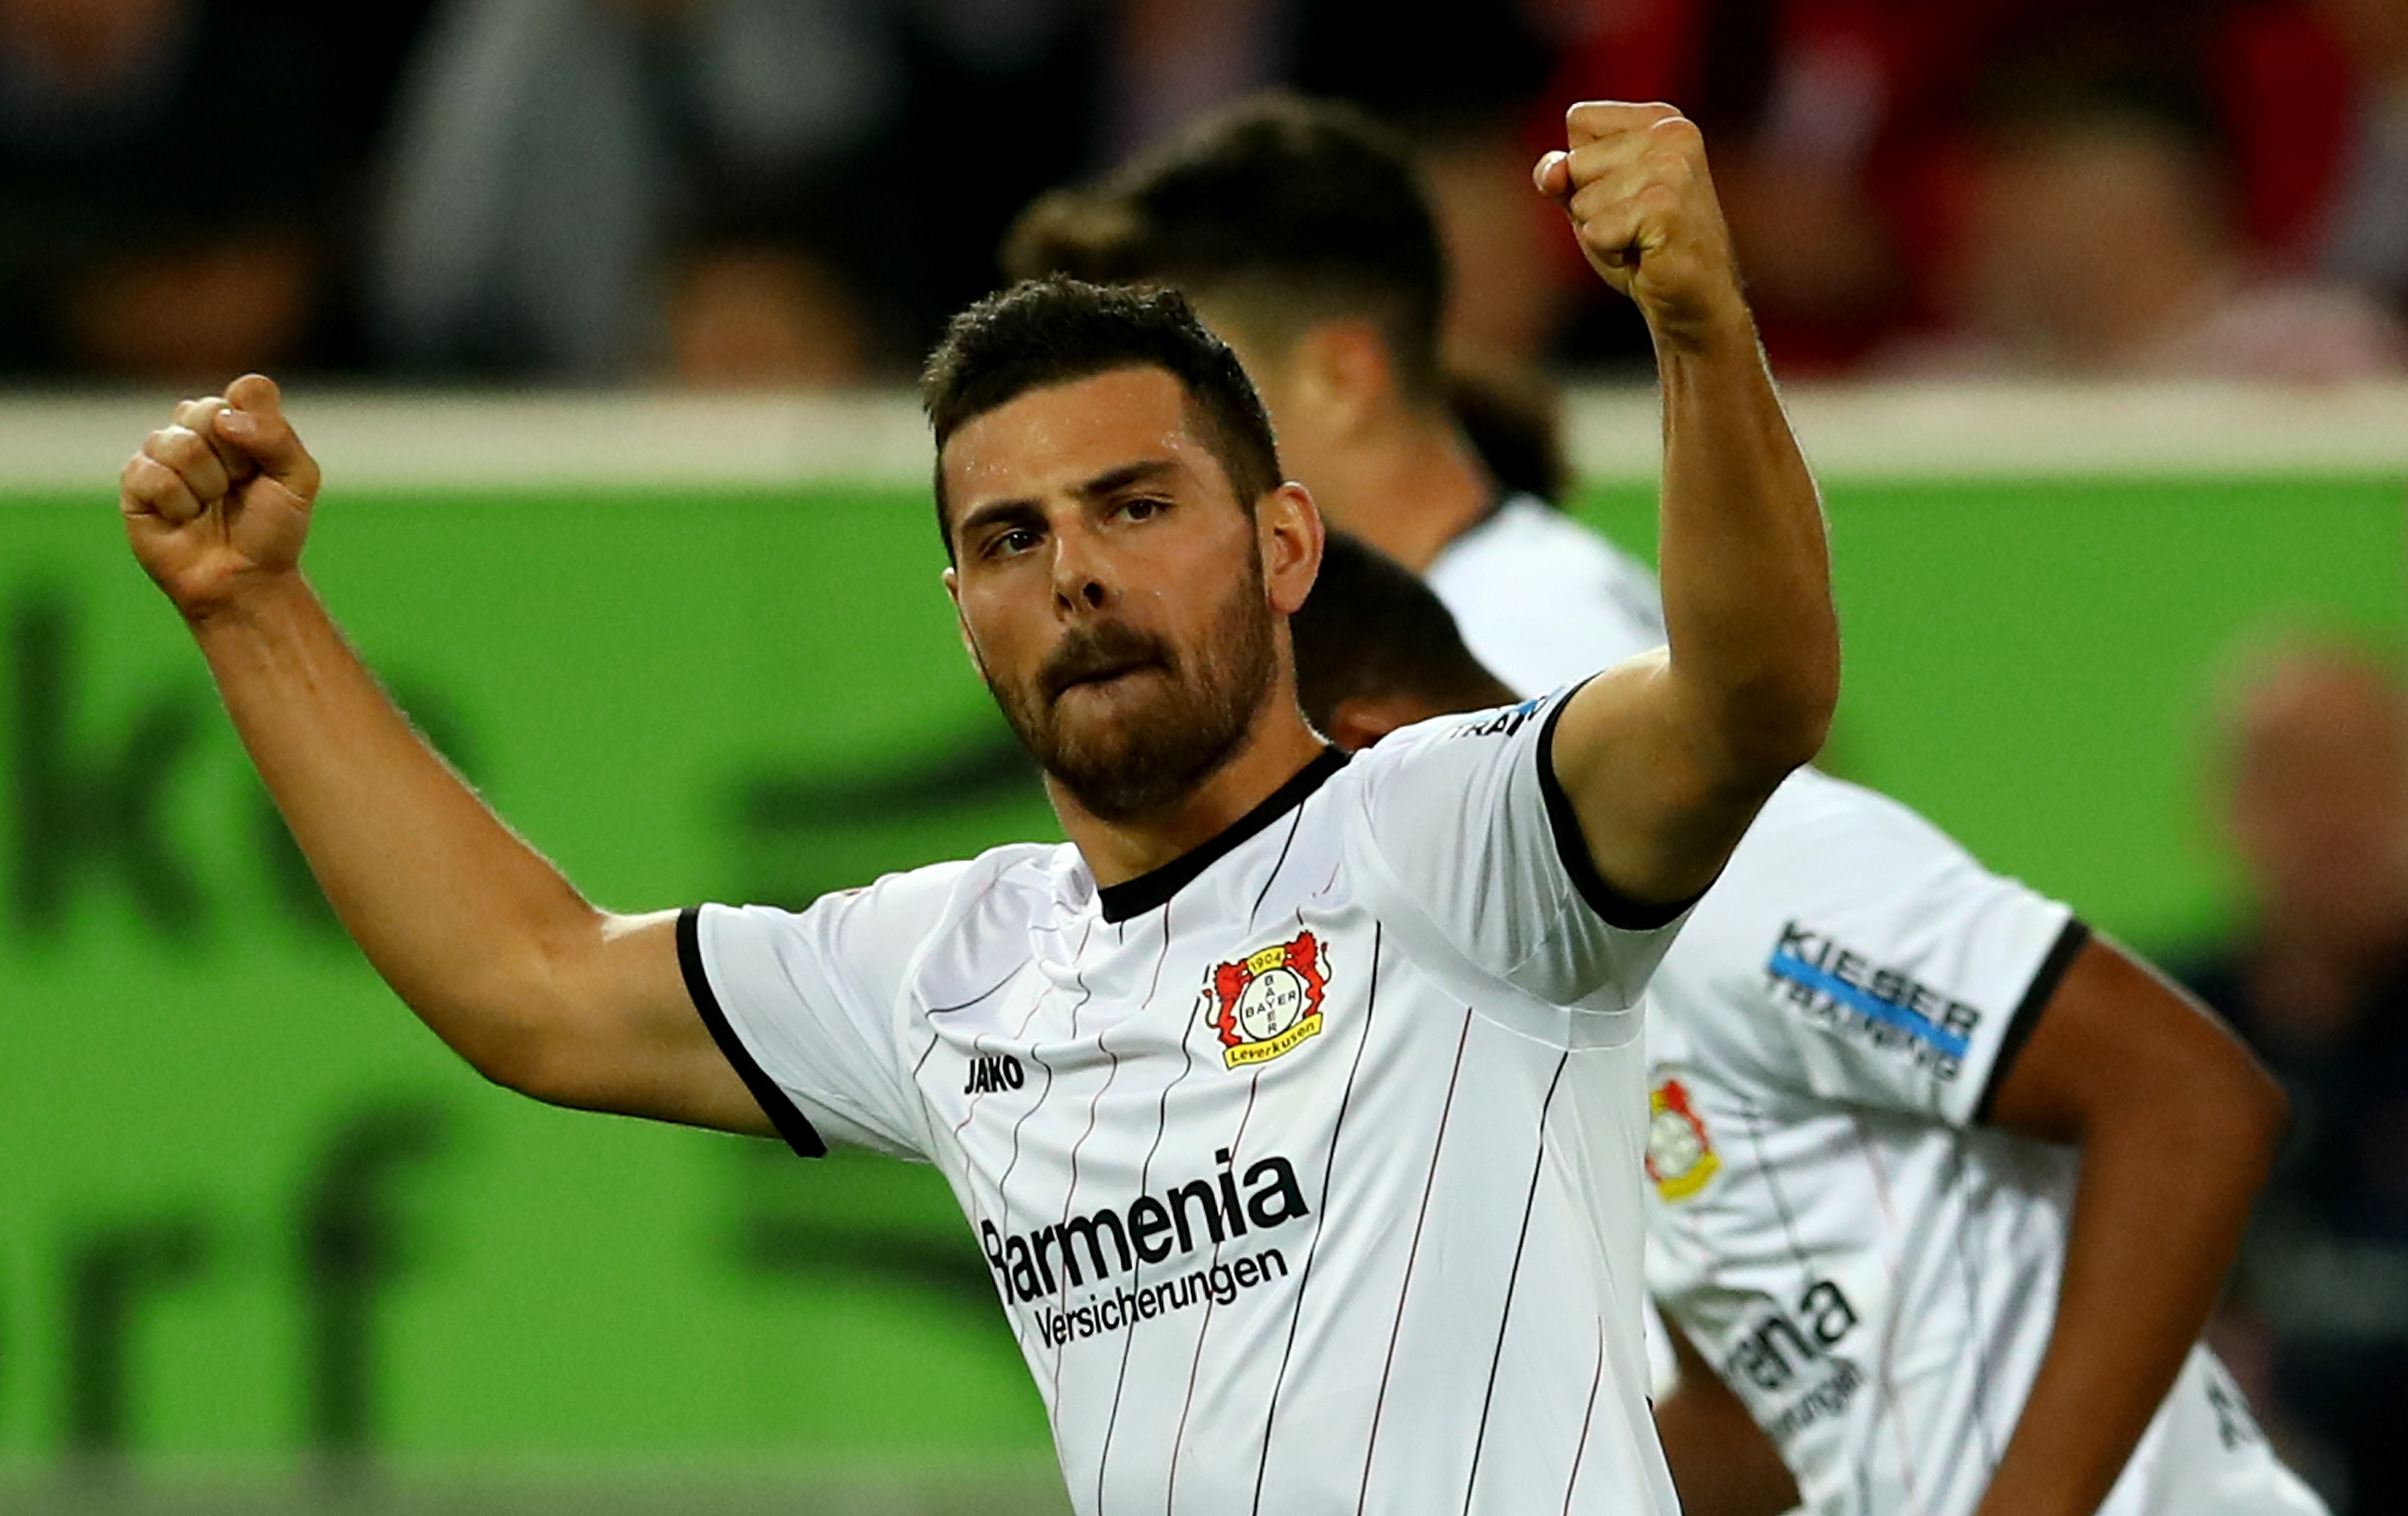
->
<box><xmin>117</xmin><ymin>104</ymin><xmax>1839</xmax><ymax>1516</ymax></box>
<box><xmin>1012</xmin><ymin>95</ymin><xmax>2320</xmax><ymax>1516</ymax></box>
<box><xmin>1288</xmin><ymin>532</ymin><xmax>2323</xmax><ymax>1516</ymax></box>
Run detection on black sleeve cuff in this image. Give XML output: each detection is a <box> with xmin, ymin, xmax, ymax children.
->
<box><xmin>1535</xmin><ymin>686</ymin><xmax>1703</xmax><ymax>931</ymax></box>
<box><xmin>678</xmin><ymin>906</ymin><xmax>827</xmax><ymax>1159</ymax></box>
<box><xmin>1974</xmin><ymin>917</ymin><xmax>2092</xmax><ymax>1125</ymax></box>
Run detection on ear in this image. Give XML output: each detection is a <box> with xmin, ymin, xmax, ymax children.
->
<box><xmin>1256</xmin><ymin>482</ymin><xmax>1324</xmax><ymax>617</ymax></box>
<box><xmin>942</xmin><ymin>565</ymin><xmax>989</xmax><ymax>678</ymax></box>
<box><xmin>1325</xmin><ymin>695</ymin><xmax>1420</xmax><ymax>752</ymax></box>
<box><xmin>1289</xmin><ymin>318</ymin><xmax>1396</xmax><ymax>439</ymax></box>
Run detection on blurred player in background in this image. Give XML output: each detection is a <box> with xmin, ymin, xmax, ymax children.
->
<box><xmin>1288</xmin><ymin>529</ymin><xmax>2323</xmax><ymax>1516</ymax></box>
<box><xmin>1012</xmin><ymin>95</ymin><xmax>2322</xmax><ymax>1516</ymax></box>
<box><xmin>117</xmin><ymin>106</ymin><xmax>1838</xmax><ymax>1516</ymax></box>
<box><xmin>1003</xmin><ymin>93</ymin><xmax>1658</xmax><ymax>696</ymax></box>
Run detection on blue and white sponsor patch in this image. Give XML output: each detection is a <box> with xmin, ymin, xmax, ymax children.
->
<box><xmin>1765</xmin><ymin>920</ymin><xmax>1980</xmax><ymax>1079</ymax></box>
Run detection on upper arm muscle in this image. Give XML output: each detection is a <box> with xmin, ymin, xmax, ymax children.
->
<box><xmin>1545</xmin><ymin>652</ymin><xmax>1781</xmax><ymax>909</ymax></box>
<box><xmin>515</xmin><ymin>909</ymin><xmax>776</xmax><ymax>1138</ymax></box>
<box><xmin>1984</xmin><ymin>937</ymin><xmax>2281</xmax><ymax>1144</ymax></box>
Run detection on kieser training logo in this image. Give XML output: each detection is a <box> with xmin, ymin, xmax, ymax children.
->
<box><xmin>1202</xmin><ymin>931</ymin><xmax>1327</xmax><ymax>1069</ymax></box>
<box><xmin>1647</xmin><ymin>1077</ymin><xmax>1720</xmax><ymax>1201</ymax></box>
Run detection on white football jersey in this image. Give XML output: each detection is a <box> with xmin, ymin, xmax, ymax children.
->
<box><xmin>1431</xmin><ymin>499</ymin><xmax>2326</xmax><ymax>1515</ymax></box>
<box><xmin>1642</xmin><ymin>773</ymin><xmax>2325</xmax><ymax>1516</ymax></box>
<box><xmin>1425</xmin><ymin>493</ymin><xmax>1667</xmax><ymax>688</ymax></box>
<box><xmin>685</xmin><ymin>693</ymin><xmax>1687</xmax><ymax>1516</ymax></box>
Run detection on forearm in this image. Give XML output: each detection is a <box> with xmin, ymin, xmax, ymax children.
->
<box><xmin>190</xmin><ymin>575</ymin><xmax>605</xmax><ymax>1080</ymax></box>
<box><xmin>1973</xmin><ymin>1109</ymin><xmax>2275</xmax><ymax>1516</ymax></box>
<box><xmin>1655</xmin><ymin>1382</ymin><xmax>1801</xmax><ymax>1516</ymax></box>
<box><xmin>1653</xmin><ymin>317</ymin><xmax>1838</xmax><ymax>782</ymax></box>
<box><xmin>1655</xmin><ymin>1312</ymin><xmax>1802</xmax><ymax>1516</ymax></box>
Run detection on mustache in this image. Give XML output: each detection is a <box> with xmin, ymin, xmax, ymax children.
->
<box><xmin>1040</xmin><ymin>621</ymin><xmax>1173</xmax><ymax>700</ymax></box>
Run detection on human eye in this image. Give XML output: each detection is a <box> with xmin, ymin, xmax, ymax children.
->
<box><xmin>980</xmin><ymin>523</ymin><xmax>1042</xmax><ymax>560</ymax></box>
<box><xmin>1118</xmin><ymin>494</ymin><xmax>1170</xmax><ymax>522</ymax></box>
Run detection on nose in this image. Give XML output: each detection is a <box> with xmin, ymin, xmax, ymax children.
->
<box><xmin>1049</xmin><ymin>519</ymin><xmax>1113</xmax><ymax>614</ymax></box>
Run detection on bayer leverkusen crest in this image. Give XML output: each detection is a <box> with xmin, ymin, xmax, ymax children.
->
<box><xmin>1647</xmin><ymin>1077</ymin><xmax>1721</xmax><ymax>1202</ymax></box>
<box><xmin>1204</xmin><ymin>932</ymin><xmax>1328</xmax><ymax>1070</ymax></box>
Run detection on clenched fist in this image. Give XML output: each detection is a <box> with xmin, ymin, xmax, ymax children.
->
<box><xmin>121</xmin><ymin>374</ymin><xmax>322</xmax><ymax>623</ymax></box>
<box><xmin>1534</xmin><ymin>103</ymin><xmax>1751</xmax><ymax>355</ymax></box>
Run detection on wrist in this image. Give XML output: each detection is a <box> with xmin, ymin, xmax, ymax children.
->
<box><xmin>1647</xmin><ymin>294</ymin><xmax>1762</xmax><ymax>366</ymax></box>
<box><xmin>185</xmin><ymin>569</ymin><xmax>314</xmax><ymax>640</ymax></box>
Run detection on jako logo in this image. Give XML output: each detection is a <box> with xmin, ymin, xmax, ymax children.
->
<box><xmin>964</xmin><ymin>1053</ymin><xmax>1025</xmax><ymax>1094</ymax></box>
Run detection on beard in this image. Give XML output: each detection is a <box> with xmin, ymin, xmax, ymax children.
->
<box><xmin>984</xmin><ymin>552</ymin><xmax>1278</xmax><ymax>824</ymax></box>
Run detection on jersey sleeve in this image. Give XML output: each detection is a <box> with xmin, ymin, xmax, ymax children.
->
<box><xmin>1653</xmin><ymin>770</ymin><xmax>2087</xmax><ymax>1127</ymax></box>
<box><xmin>1341</xmin><ymin>685</ymin><xmax>1691</xmax><ymax>1022</ymax></box>
<box><xmin>682</xmin><ymin>861</ymin><xmax>974</xmax><ymax>1161</ymax></box>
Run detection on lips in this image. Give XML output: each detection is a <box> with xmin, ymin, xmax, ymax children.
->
<box><xmin>1042</xmin><ymin>623</ymin><xmax>1172</xmax><ymax>702</ymax></box>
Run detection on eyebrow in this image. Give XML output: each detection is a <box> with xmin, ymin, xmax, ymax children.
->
<box><xmin>954</xmin><ymin>458</ymin><xmax>1183</xmax><ymax>544</ymax></box>
<box><xmin>1075</xmin><ymin>459</ymin><xmax>1180</xmax><ymax>501</ymax></box>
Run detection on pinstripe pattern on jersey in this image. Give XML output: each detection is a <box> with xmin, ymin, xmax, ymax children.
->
<box><xmin>696</xmin><ymin>711</ymin><xmax>1680</xmax><ymax>1516</ymax></box>
<box><xmin>1162</xmin><ymin>1042</ymin><xmax>1272</xmax><ymax>1512</ymax></box>
<box><xmin>1248</xmin><ymin>921</ymin><xmax>1383</xmax><ymax>1516</ymax></box>
<box><xmin>1560</xmin><ymin>1320</ymin><xmax>1608</xmax><ymax>1516</ymax></box>
<box><xmin>1355</xmin><ymin>1005</ymin><xmax>1478</xmax><ymax>1514</ymax></box>
<box><xmin>1462</xmin><ymin>1051</ymin><xmax>1574</xmax><ymax>1513</ymax></box>
<box><xmin>1091</xmin><ymin>908</ymin><xmax>1205</xmax><ymax>1511</ymax></box>
<box><xmin>1929</xmin><ymin>1132</ymin><xmax>2005</xmax><ymax>1478</ymax></box>
<box><xmin>1844</xmin><ymin>1106</ymin><xmax>1927</xmax><ymax>1512</ymax></box>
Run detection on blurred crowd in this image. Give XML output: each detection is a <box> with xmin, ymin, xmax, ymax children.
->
<box><xmin>4</xmin><ymin>0</ymin><xmax>2406</xmax><ymax>388</ymax></box>
<box><xmin>2181</xmin><ymin>637</ymin><xmax>2408</xmax><ymax>1516</ymax></box>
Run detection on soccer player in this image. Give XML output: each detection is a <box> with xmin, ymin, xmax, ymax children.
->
<box><xmin>1288</xmin><ymin>534</ymin><xmax>2324</xmax><ymax>1516</ymax></box>
<box><xmin>118</xmin><ymin>109</ymin><xmax>1835</xmax><ymax>1516</ymax></box>
<box><xmin>1013</xmin><ymin>96</ymin><xmax>2327</xmax><ymax>1516</ymax></box>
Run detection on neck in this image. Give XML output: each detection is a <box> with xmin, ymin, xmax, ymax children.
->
<box><xmin>1050</xmin><ymin>704</ymin><xmax>1330</xmax><ymax>888</ymax></box>
<box><xmin>1323</xmin><ymin>406</ymin><xmax>1496</xmax><ymax>573</ymax></box>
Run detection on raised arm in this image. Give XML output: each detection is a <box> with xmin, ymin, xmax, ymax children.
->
<box><xmin>120</xmin><ymin>376</ymin><xmax>768</xmax><ymax>1136</ymax></box>
<box><xmin>1532</xmin><ymin>103</ymin><xmax>1838</xmax><ymax>906</ymax></box>
<box><xmin>1970</xmin><ymin>937</ymin><xmax>2288</xmax><ymax>1516</ymax></box>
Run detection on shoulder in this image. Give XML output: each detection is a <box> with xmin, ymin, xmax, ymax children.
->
<box><xmin>1431</xmin><ymin>495</ymin><xmax>1656</xmax><ymax>592</ymax></box>
<box><xmin>705</xmin><ymin>841</ymin><xmax>1074</xmax><ymax>984</ymax></box>
<box><xmin>1426</xmin><ymin>495</ymin><xmax>1667</xmax><ymax>687</ymax></box>
<box><xmin>841</xmin><ymin>840</ymin><xmax>1071</xmax><ymax>925</ymax></box>
<box><xmin>1655</xmin><ymin>769</ymin><xmax>1996</xmax><ymax>1008</ymax></box>
<box><xmin>1340</xmin><ymin>694</ymin><xmax>1554</xmax><ymax>783</ymax></box>
<box><xmin>1674</xmin><ymin>769</ymin><xmax>2010</xmax><ymax>959</ymax></box>
<box><xmin>1724</xmin><ymin>768</ymin><xmax>1967</xmax><ymax>869</ymax></box>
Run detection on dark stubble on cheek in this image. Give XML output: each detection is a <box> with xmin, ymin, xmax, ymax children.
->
<box><xmin>989</xmin><ymin>552</ymin><xmax>1278</xmax><ymax>823</ymax></box>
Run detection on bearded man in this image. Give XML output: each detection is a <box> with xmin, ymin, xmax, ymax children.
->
<box><xmin>116</xmin><ymin>105</ymin><xmax>1836</xmax><ymax>1515</ymax></box>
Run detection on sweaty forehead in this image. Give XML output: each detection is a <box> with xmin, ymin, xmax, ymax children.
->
<box><xmin>941</xmin><ymin>367</ymin><xmax>1213</xmax><ymax>510</ymax></box>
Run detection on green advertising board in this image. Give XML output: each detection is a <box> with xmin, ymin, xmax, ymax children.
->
<box><xmin>0</xmin><ymin>388</ymin><xmax>2399</xmax><ymax>1509</ymax></box>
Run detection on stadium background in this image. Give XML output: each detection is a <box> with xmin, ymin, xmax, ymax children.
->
<box><xmin>0</xmin><ymin>384</ymin><xmax>2398</xmax><ymax>1512</ymax></box>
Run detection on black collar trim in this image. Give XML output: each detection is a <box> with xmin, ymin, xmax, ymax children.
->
<box><xmin>1095</xmin><ymin>748</ymin><xmax>1349</xmax><ymax>923</ymax></box>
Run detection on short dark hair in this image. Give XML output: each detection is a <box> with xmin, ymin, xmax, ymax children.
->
<box><xmin>1290</xmin><ymin>530</ymin><xmax>1515</xmax><ymax>729</ymax></box>
<box><xmin>921</xmin><ymin>277</ymin><xmax>1282</xmax><ymax>553</ymax></box>
<box><xmin>1000</xmin><ymin>93</ymin><xmax>1448</xmax><ymax>401</ymax></box>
